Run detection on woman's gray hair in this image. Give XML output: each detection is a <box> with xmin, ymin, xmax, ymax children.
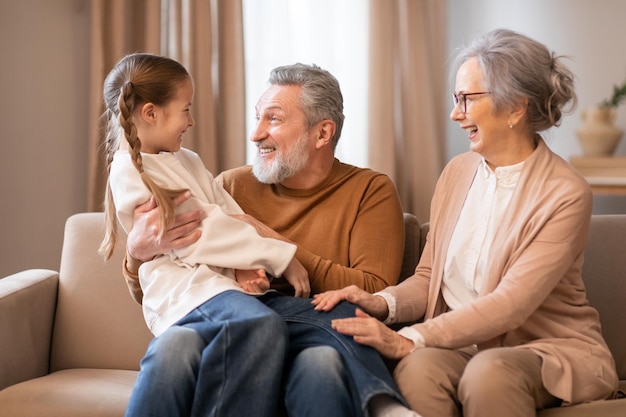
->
<box><xmin>269</xmin><ymin>63</ymin><xmax>345</xmax><ymax>147</ymax></box>
<box><xmin>452</xmin><ymin>28</ymin><xmax>577</xmax><ymax>133</ymax></box>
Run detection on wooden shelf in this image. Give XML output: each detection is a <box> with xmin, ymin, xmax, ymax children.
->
<box><xmin>570</xmin><ymin>156</ymin><xmax>626</xmax><ymax>196</ymax></box>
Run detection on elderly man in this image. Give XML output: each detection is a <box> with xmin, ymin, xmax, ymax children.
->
<box><xmin>123</xmin><ymin>63</ymin><xmax>412</xmax><ymax>417</ymax></box>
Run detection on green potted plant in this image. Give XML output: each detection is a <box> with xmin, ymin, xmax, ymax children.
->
<box><xmin>576</xmin><ymin>78</ymin><xmax>625</xmax><ymax>157</ymax></box>
<box><xmin>599</xmin><ymin>79</ymin><xmax>626</xmax><ymax>108</ymax></box>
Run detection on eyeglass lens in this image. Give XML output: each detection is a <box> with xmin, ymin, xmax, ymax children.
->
<box><xmin>452</xmin><ymin>93</ymin><xmax>466</xmax><ymax>113</ymax></box>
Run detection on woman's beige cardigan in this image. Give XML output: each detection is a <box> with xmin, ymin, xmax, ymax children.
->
<box><xmin>384</xmin><ymin>139</ymin><xmax>618</xmax><ymax>404</ymax></box>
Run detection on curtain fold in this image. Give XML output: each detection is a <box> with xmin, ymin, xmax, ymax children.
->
<box><xmin>87</xmin><ymin>0</ymin><xmax>442</xmax><ymax>219</ymax></box>
<box><xmin>367</xmin><ymin>0</ymin><xmax>447</xmax><ymax>223</ymax></box>
<box><xmin>87</xmin><ymin>0</ymin><xmax>245</xmax><ymax>211</ymax></box>
<box><xmin>87</xmin><ymin>0</ymin><xmax>161</xmax><ymax>211</ymax></box>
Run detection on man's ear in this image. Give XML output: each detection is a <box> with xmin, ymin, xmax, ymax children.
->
<box><xmin>314</xmin><ymin>120</ymin><xmax>336</xmax><ymax>150</ymax></box>
<box><xmin>140</xmin><ymin>102</ymin><xmax>157</xmax><ymax>125</ymax></box>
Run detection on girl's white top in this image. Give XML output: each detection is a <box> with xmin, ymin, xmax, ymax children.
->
<box><xmin>110</xmin><ymin>148</ymin><xmax>296</xmax><ymax>336</ymax></box>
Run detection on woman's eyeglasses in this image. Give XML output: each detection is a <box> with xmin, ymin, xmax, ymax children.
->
<box><xmin>452</xmin><ymin>92</ymin><xmax>490</xmax><ymax>113</ymax></box>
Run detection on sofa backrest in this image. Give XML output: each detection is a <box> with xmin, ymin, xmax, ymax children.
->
<box><xmin>48</xmin><ymin>212</ymin><xmax>623</xmax><ymax>380</ymax></box>
<box><xmin>50</xmin><ymin>213</ymin><xmax>153</xmax><ymax>372</ymax></box>
<box><xmin>48</xmin><ymin>212</ymin><xmax>423</xmax><ymax>372</ymax></box>
<box><xmin>582</xmin><ymin>214</ymin><xmax>626</xmax><ymax>380</ymax></box>
<box><xmin>400</xmin><ymin>213</ymin><xmax>421</xmax><ymax>281</ymax></box>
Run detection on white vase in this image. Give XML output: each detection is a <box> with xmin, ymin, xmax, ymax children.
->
<box><xmin>576</xmin><ymin>106</ymin><xmax>623</xmax><ymax>157</ymax></box>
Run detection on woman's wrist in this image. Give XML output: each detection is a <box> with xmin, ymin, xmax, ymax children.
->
<box><xmin>397</xmin><ymin>326</ymin><xmax>426</xmax><ymax>353</ymax></box>
<box><xmin>373</xmin><ymin>292</ymin><xmax>394</xmax><ymax>323</ymax></box>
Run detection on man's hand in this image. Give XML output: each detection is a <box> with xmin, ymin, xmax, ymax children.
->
<box><xmin>311</xmin><ymin>285</ymin><xmax>389</xmax><ymax>321</ymax></box>
<box><xmin>127</xmin><ymin>191</ymin><xmax>206</xmax><ymax>262</ymax></box>
<box><xmin>282</xmin><ymin>258</ymin><xmax>311</xmax><ymax>298</ymax></box>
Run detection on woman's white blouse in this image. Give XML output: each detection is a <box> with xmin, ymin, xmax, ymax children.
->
<box><xmin>441</xmin><ymin>158</ymin><xmax>524</xmax><ymax>310</ymax></box>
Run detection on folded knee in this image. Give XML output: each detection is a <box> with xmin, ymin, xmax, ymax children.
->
<box><xmin>291</xmin><ymin>346</ymin><xmax>345</xmax><ymax>381</ymax></box>
<box><xmin>141</xmin><ymin>326</ymin><xmax>204</xmax><ymax>375</ymax></box>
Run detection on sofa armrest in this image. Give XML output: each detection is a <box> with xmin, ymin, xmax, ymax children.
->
<box><xmin>0</xmin><ymin>270</ymin><xmax>59</xmax><ymax>390</ymax></box>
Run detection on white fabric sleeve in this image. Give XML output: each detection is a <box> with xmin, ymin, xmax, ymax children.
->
<box><xmin>397</xmin><ymin>326</ymin><xmax>426</xmax><ymax>352</ymax></box>
<box><xmin>374</xmin><ymin>291</ymin><xmax>396</xmax><ymax>325</ymax></box>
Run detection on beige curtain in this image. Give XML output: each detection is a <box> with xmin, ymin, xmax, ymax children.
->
<box><xmin>87</xmin><ymin>0</ymin><xmax>246</xmax><ymax>211</ymax></box>
<box><xmin>161</xmin><ymin>0</ymin><xmax>246</xmax><ymax>177</ymax></box>
<box><xmin>367</xmin><ymin>0</ymin><xmax>447</xmax><ymax>223</ymax></box>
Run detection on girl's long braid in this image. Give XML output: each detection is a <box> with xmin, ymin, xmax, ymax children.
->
<box><xmin>118</xmin><ymin>83</ymin><xmax>186</xmax><ymax>249</ymax></box>
<box><xmin>99</xmin><ymin>106</ymin><xmax>122</xmax><ymax>260</ymax></box>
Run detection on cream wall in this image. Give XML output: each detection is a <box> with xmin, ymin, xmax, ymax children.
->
<box><xmin>0</xmin><ymin>0</ymin><xmax>625</xmax><ymax>277</ymax></box>
<box><xmin>0</xmin><ymin>0</ymin><xmax>90</xmax><ymax>277</ymax></box>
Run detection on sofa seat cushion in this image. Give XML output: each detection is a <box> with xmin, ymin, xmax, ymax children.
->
<box><xmin>0</xmin><ymin>368</ymin><xmax>137</xmax><ymax>417</ymax></box>
<box><xmin>538</xmin><ymin>379</ymin><xmax>625</xmax><ymax>417</ymax></box>
<box><xmin>537</xmin><ymin>397</ymin><xmax>626</xmax><ymax>417</ymax></box>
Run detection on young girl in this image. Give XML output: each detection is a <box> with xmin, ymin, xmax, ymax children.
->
<box><xmin>99</xmin><ymin>53</ymin><xmax>312</xmax><ymax>417</ymax></box>
<box><xmin>99</xmin><ymin>52</ymin><xmax>309</xmax><ymax>337</ymax></box>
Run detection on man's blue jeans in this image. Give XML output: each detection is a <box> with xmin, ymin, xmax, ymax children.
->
<box><xmin>262</xmin><ymin>292</ymin><xmax>404</xmax><ymax>417</ymax></box>
<box><xmin>124</xmin><ymin>290</ymin><xmax>288</xmax><ymax>417</ymax></box>
<box><xmin>125</xmin><ymin>291</ymin><xmax>404</xmax><ymax>417</ymax></box>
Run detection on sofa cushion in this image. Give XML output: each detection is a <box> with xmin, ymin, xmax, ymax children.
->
<box><xmin>581</xmin><ymin>214</ymin><xmax>626</xmax><ymax>381</ymax></box>
<box><xmin>537</xmin><ymin>396</ymin><xmax>626</xmax><ymax>417</ymax></box>
<box><xmin>0</xmin><ymin>369</ymin><xmax>137</xmax><ymax>417</ymax></box>
<box><xmin>50</xmin><ymin>213</ymin><xmax>152</xmax><ymax>372</ymax></box>
<box><xmin>0</xmin><ymin>270</ymin><xmax>58</xmax><ymax>390</ymax></box>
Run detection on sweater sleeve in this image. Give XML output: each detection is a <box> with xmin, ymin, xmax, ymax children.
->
<box><xmin>383</xmin><ymin>153</ymin><xmax>477</xmax><ymax>324</ymax></box>
<box><xmin>382</xmin><ymin>225</ymin><xmax>433</xmax><ymax>323</ymax></box>
<box><xmin>122</xmin><ymin>253</ymin><xmax>143</xmax><ymax>305</ymax></box>
<box><xmin>172</xmin><ymin>200</ymin><xmax>296</xmax><ymax>277</ymax></box>
<box><xmin>302</xmin><ymin>175</ymin><xmax>405</xmax><ymax>294</ymax></box>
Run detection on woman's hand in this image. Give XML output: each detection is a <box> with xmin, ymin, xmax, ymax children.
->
<box><xmin>331</xmin><ymin>309</ymin><xmax>414</xmax><ymax>359</ymax></box>
<box><xmin>127</xmin><ymin>192</ymin><xmax>206</xmax><ymax>261</ymax></box>
<box><xmin>312</xmin><ymin>285</ymin><xmax>390</xmax><ymax>321</ymax></box>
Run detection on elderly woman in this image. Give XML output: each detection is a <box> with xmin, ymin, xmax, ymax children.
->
<box><xmin>312</xmin><ymin>28</ymin><xmax>618</xmax><ymax>417</ymax></box>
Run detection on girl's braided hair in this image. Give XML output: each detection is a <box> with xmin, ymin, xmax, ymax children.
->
<box><xmin>99</xmin><ymin>53</ymin><xmax>190</xmax><ymax>260</ymax></box>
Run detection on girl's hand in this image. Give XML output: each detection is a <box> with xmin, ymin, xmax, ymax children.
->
<box><xmin>312</xmin><ymin>285</ymin><xmax>390</xmax><ymax>321</ymax></box>
<box><xmin>235</xmin><ymin>269</ymin><xmax>271</xmax><ymax>294</ymax></box>
<box><xmin>331</xmin><ymin>309</ymin><xmax>414</xmax><ymax>359</ymax></box>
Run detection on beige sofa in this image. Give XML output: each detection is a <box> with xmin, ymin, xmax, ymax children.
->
<box><xmin>0</xmin><ymin>212</ymin><xmax>624</xmax><ymax>416</ymax></box>
<box><xmin>0</xmin><ymin>213</ymin><xmax>153</xmax><ymax>417</ymax></box>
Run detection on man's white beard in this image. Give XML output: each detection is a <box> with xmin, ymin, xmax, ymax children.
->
<box><xmin>253</xmin><ymin>133</ymin><xmax>310</xmax><ymax>184</ymax></box>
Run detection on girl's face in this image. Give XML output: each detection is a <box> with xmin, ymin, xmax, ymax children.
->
<box><xmin>143</xmin><ymin>78</ymin><xmax>195</xmax><ymax>153</ymax></box>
